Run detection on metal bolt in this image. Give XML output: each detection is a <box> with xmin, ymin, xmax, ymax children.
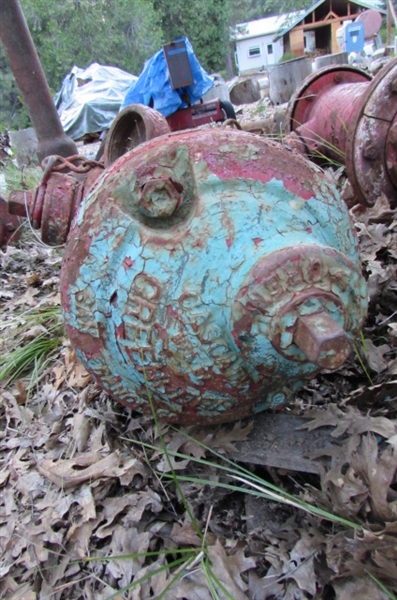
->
<box><xmin>293</xmin><ymin>311</ymin><xmax>352</xmax><ymax>370</ymax></box>
<box><xmin>139</xmin><ymin>178</ymin><xmax>183</xmax><ymax>218</ymax></box>
<box><xmin>333</xmin><ymin>73</ymin><xmax>343</xmax><ymax>84</ymax></box>
<box><xmin>362</xmin><ymin>141</ymin><xmax>378</xmax><ymax>161</ymax></box>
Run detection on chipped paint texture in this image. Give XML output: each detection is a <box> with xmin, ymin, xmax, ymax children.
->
<box><xmin>60</xmin><ymin>128</ymin><xmax>367</xmax><ymax>424</ymax></box>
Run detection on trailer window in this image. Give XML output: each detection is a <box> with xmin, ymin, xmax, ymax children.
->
<box><xmin>248</xmin><ymin>46</ymin><xmax>261</xmax><ymax>57</ymax></box>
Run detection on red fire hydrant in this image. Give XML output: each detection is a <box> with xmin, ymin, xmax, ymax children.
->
<box><xmin>285</xmin><ymin>58</ymin><xmax>397</xmax><ymax>207</ymax></box>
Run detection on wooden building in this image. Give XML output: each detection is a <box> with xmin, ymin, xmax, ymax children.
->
<box><xmin>276</xmin><ymin>0</ymin><xmax>385</xmax><ymax>57</ymax></box>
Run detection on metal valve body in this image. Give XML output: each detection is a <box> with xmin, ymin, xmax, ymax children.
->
<box><xmin>60</xmin><ymin>128</ymin><xmax>367</xmax><ymax>424</ymax></box>
<box><xmin>286</xmin><ymin>58</ymin><xmax>397</xmax><ymax>207</ymax></box>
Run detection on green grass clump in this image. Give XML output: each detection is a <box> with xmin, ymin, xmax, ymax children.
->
<box><xmin>0</xmin><ymin>305</ymin><xmax>63</xmax><ymax>389</ymax></box>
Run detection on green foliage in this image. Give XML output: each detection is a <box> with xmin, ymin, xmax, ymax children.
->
<box><xmin>262</xmin><ymin>0</ymin><xmax>312</xmax><ymax>15</ymax></box>
<box><xmin>380</xmin><ymin>25</ymin><xmax>397</xmax><ymax>44</ymax></box>
<box><xmin>1</xmin><ymin>0</ymin><xmax>162</xmax><ymax>129</ymax></box>
<box><xmin>0</xmin><ymin>45</ymin><xmax>31</xmax><ymax>130</ymax></box>
<box><xmin>0</xmin><ymin>161</ymin><xmax>43</xmax><ymax>193</ymax></box>
<box><xmin>229</xmin><ymin>0</ymin><xmax>271</xmax><ymax>24</ymax></box>
<box><xmin>154</xmin><ymin>0</ymin><xmax>232</xmax><ymax>72</ymax></box>
<box><xmin>0</xmin><ymin>304</ymin><xmax>63</xmax><ymax>390</ymax></box>
<box><xmin>0</xmin><ymin>0</ymin><xmax>316</xmax><ymax>130</ymax></box>
<box><xmin>279</xmin><ymin>50</ymin><xmax>295</xmax><ymax>62</ymax></box>
<box><xmin>19</xmin><ymin>0</ymin><xmax>163</xmax><ymax>88</ymax></box>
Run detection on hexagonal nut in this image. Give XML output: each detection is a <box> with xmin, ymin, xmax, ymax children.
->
<box><xmin>362</xmin><ymin>141</ymin><xmax>378</xmax><ymax>161</ymax></box>
<box><xmin>139</xmin><ymin>178</ymin><xmax>183</xmax><ymax>219</ymax></box>
<box><xmin>293</xmin><ymin>312</ymin><xmax>352</xmax><ymax>370</ymax></box>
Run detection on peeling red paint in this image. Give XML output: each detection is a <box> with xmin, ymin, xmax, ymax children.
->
<box><xmin>116</xmin><ymin>323</ymin><xmax>125</xmax><ymax>339</ymax></box>
<box><xmin>65</xmin><ymin>325</ymin><xmax>102</xmax><ymax>358</ymax></box>
<box><xmin>123</xmin><ymin>257</ymin><xmax>134</xmax><ymax>269</ymax></box>
<box><xmin>166</xmin><ymin>305</ymin><xmax>180</xmax><ymax>319</ymax></box>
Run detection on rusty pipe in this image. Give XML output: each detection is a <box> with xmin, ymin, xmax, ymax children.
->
<box><xmin>0</xmin><ymin>0</ymin><xmax>77</xmax><ymax>161</ymax></box>
<box><xmin>285</xmin><ymin>59</ymin><xmax>397</xmax><ymax>207</ymax></box>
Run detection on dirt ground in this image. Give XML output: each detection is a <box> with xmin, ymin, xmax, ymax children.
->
<box><xmin>1</xmin><ymin>104</ymin><xmax>397</xmax><ymax>599</ymax></box>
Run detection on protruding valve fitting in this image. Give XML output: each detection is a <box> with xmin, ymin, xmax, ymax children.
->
<box><xmin>285</xmin><ymin>58</ymin><xmax>397</xmax><ymax>207</ymax></box>
<box><xmin>8</xmin><ymin>173</ymin><xmax>81</xmax><ymax>245</ymax></box>
<box><xmin>293</xmin><ymin>312</ymin><xmax>351</xmax><ymax>370</ymax></box>
<box><xmin>7</xmin><ymin>157</ymin><xmax>104</xmax><ymax>246</ymax></box>
<box><xmin>139</xmin><ymin>177</ymin><xmax>183</xmax><ymax>218</ymax></box>
<box><xmin>104</xmin><ymin>104</ymin><xmax>171</xmax><ymax>167</ymax></box>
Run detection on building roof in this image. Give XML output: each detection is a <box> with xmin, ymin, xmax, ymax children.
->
<box><xmin>232</xmin><ymin>11</ymin><xmax>304</xmax><ymax>42</ymax></box>
<box><xmin>232</xmin><ymin>0</ymin><xmax>385</xmax><ymax>43</ymax></box>
<box><xmin>276</xmin><ymin>0</ymin><xmax>386</xmax><ymax>40</ymax></box>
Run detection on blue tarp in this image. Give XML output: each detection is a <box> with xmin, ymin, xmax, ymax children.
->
<box><xmin>121</xmin><ymin>37</ymin><xmax>214</xmax><ymax>118</ymax></box>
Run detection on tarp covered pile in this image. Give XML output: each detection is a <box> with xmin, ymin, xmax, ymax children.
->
<box><xmin>55</xmin><ymin>63</ymin><xmax>137</xmax><ymax>140</ymax></box>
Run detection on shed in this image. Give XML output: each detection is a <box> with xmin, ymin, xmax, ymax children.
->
<box><xmin>276</xmin><ymin>0</ymin><xmax>385</xmax><ymax>58</ymax></box>
<box><xmin>233</xmin><ymin>0</ymin><xmax>385</xmax><ymax>75</ymax></box>
<box><xmin>232</xmin><ymin>12</ymin><xmax>303</xmax><ymax>74</ymax></box>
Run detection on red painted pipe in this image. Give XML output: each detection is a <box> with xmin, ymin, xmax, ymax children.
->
<box><xmin>0</xmin><ymin>0</ymin><xmax>77</xmax><ymax>161</ymax></box>
<box><xmin>286</xmin><ymin>60</ymin><xmax>397</xmax><ymax>207</ymax></box>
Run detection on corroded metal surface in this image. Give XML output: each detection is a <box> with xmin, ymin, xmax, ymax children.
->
<box><xmin>288</xmin><ymin>66</ymin><xmax>370</xmax><ymax>161</ymax></box>
<box><xmin>60</xmin><ymin>128</ymin><xmax>367</xmax><ymax>424</ymax></box>
<box><xmin>287</xmin><ymin>60</ymin><xmax>397</xmax><ymax>207</ymax></box>
<box><xmin>345</xmin><ymin>59</ymin><xmax>397</xmax><ymax>207</ymax></box>
<box><xmin>104</xmin><ymin>104</ymin><xmax>171</xmax><ymax>167</ymax></box>
<box><xmin>8</xmin><ymin>157</ymin><xmax>104</xmax><ymax>246</ymax></box>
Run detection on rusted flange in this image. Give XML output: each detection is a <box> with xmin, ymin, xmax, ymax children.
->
<box><xmin>8</xmin><ymin>173</ymin><xmax>82</xmax><ymax>246</ymax></box>
<box><xmin>288</xmin><ymin>59</ymin><xmax>397</xmax><ymax>207</ymax></box>
<box><xmin>288</xmin><ymin>65</ymin><xmax>371</xmax><ymax>161</ymax></box>
<box><xmin>104</xmin><ymin>104</ymin><xmax>171</xmax><ymax>167</ymax></box>
<box><xmin>40</xmin><ymin>173</ymin><xmax>80</xmax><ymax>246</ymax></box>
<box><xmin>7</xmin><ymin>157</ymin><xmax>104</xmax><ymax>246</ymax></box>
<box><xmin>345</xmin><ymin>58</ymin><xmax>397</xmax><ymax>206</ymax></box>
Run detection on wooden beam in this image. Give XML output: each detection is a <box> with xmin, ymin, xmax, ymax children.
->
<box><xmin>228</xmin><ymin>412</ymin><xmax>333</xmax><ymax>474</ymax></box>
<box><xmin>324</xmin><ymin>10</ymin><xmax>339</xmax><ymax>20</ymax></box>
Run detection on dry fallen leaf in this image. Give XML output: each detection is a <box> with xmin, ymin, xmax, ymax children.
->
<box><xmin>37</xmin><ymin>451</ymin><xmax>143</xmax><ymax>489</ymax></box>
<box><xmin>333</xmin><ymin>576</ymin><xmax>390</xmax><ymax>600</ymax></box>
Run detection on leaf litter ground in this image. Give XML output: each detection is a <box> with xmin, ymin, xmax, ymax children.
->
<box><xmin>1</xmin><ymin>172</ymin><xmax>397</xmax><ymax>599</ymax></box>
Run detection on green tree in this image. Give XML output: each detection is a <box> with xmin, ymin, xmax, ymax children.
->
<box><xmin>154</xmin><ymin>0</ymin><xmax>232</xmax><ymax>73</ymax></box>
<box><xmin>0</xmin><ymin>45</ymin><xmax>30</xmax><ymax>130</ymax></box>
<box><xmin>262</xmin><ymin>0</ymin><xmax>313</xmax><ymax>14</ymax></box>
<box><xmin>20</xmin><ymin>0</ymin><xmax>162</xmax><ymax>89</ymax></box>
<box><xmin>0</xmin><ymin>0</ymin><xmax>162</xmax><ymax>129</ymax></box>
